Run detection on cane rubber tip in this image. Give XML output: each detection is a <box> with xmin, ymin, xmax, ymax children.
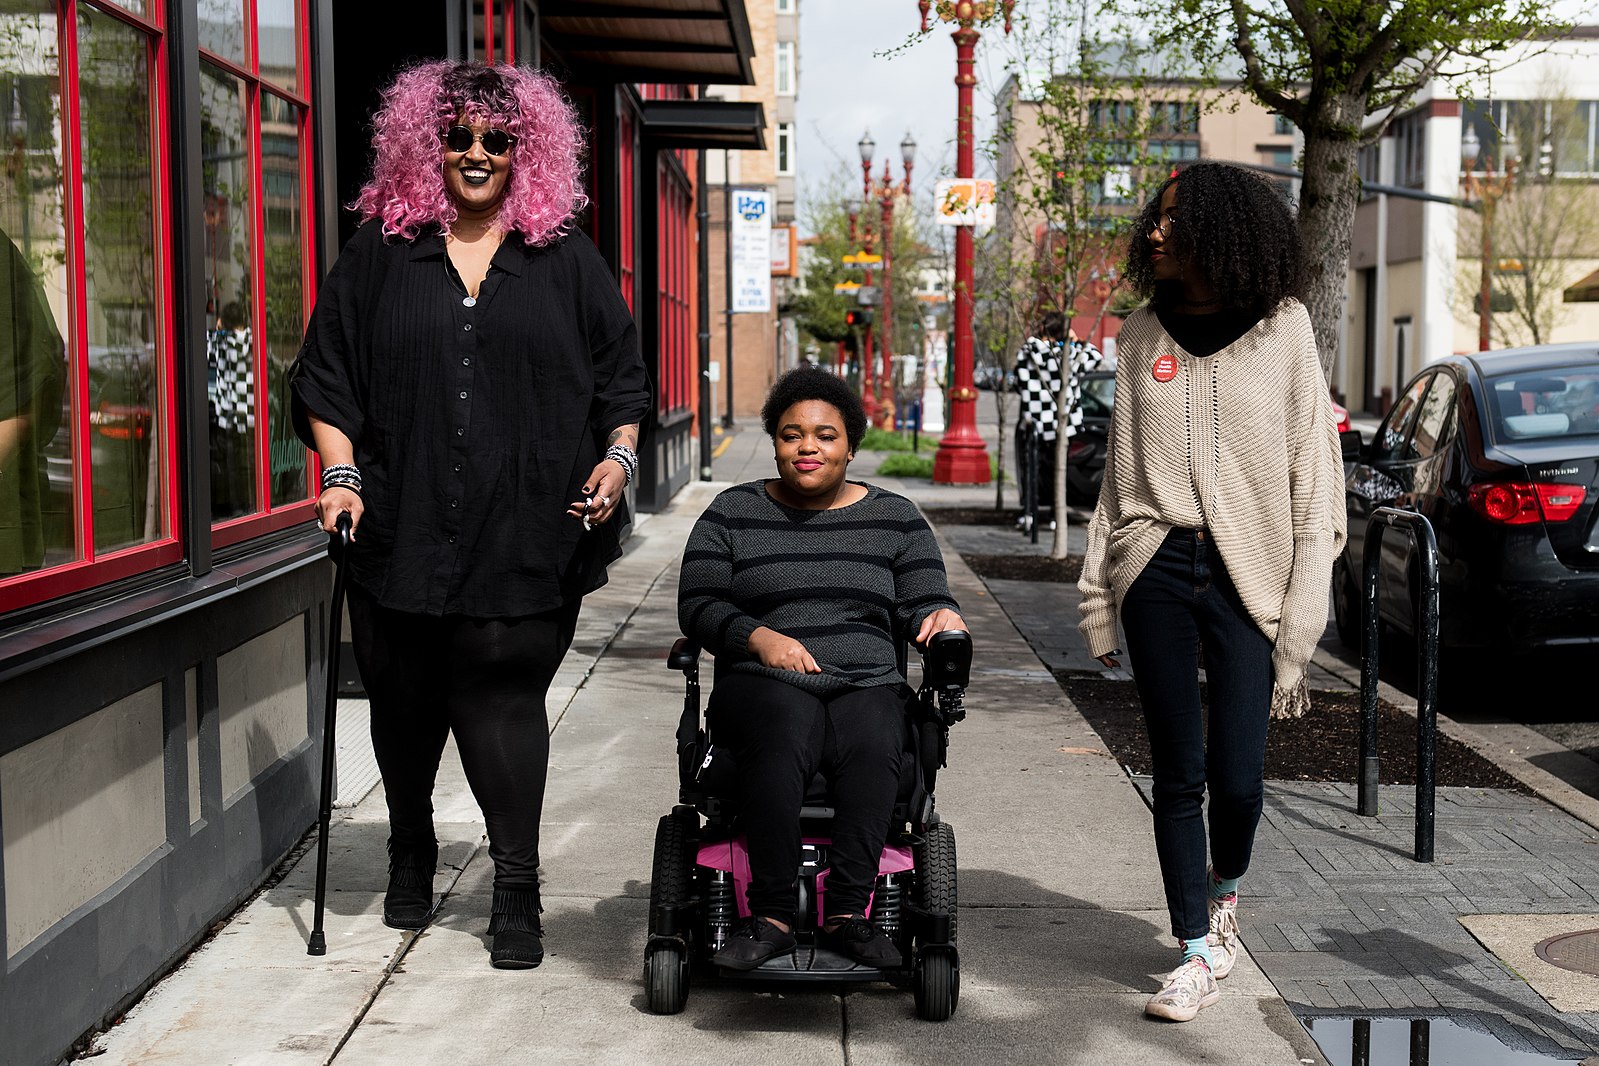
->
<box><xmin>307</xmin><ymin>932</ymin><xmax>327</xmax><ymax>956</ymax></box>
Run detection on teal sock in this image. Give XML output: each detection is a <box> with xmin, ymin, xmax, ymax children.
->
<box><xmin>1210</xmin><ymin>870</ymin><xmax>1240</xmax><ymax>899</ymax></box>
<box><xmin>1181</xmin><ymin>936</ymin><xmax>1213</xmax><ymax>968</ymax></box>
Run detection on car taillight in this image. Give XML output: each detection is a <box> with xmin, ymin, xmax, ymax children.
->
<box><xmin>1068</xmin><ymin>440</ymin><xmax>1090</xmax><ymax>459</ymax></box>
<box><xmin>1467</xmin><ymin>482</ymin><xmax>1587</xmax><ymax>525</ymax></box>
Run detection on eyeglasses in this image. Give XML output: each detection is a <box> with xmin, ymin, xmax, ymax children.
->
<box><xmin>1152</xmin><ymin>210</ymin><xmax>1178</xmax><ymax>239</ymax></box>
<box><xmin>443</xmin><ymin>124</ymin><xmax>517</xmax><ymax>157</ymax></box>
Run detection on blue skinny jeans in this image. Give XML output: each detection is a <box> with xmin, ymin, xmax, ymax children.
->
<box><xmin>1121</xmin><ymin>527</ymin><xmax>1274</xmax><ymax>941</ymax></box>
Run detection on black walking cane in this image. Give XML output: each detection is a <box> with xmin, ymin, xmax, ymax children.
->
<box><xmin>308</xmin><ymin>511</ymin><xmax>353</xmax><ymax>956</ymax></box>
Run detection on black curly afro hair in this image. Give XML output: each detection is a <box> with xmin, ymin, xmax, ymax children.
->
<box><xmin>1125</xmin><ymin>162</ymin><xmax>1301</xmax><ymax>315</ymax></box>
<box><xmin>761</xmin><ymin>365</ymin><xmax>868</xmax><ymax>452</ymax></box>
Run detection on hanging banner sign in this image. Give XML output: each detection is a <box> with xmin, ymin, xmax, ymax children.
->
<box><xmin>731</xmin><ymin>189</ymin><xmax>773</xmax><ymax>313</ymax></box>
<box><xmin>935</xmin><ymin>178</ymin><xmax>996</xmax><ymax>226</ymax></box>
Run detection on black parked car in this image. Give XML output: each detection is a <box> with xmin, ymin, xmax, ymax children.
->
<box><xmin>1013</xmin><ymin>368</ymin><xmax>1115</xmax><ymax>508</ymax></box>
<box><xmin>1332</xmin><ymin>343</ymin><xmax>1599</xmax><ymax>666</ymax></box>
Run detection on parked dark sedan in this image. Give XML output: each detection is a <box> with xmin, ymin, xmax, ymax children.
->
<box><xmin>1014</xmin><ymin>368</ymin><xmax>1115</xmax><ymax>508</ymax></box>
<box><xmin>1332</xmin><ymin>343</ymin><xmax>1599</xmax><ymax>666</ymax></box>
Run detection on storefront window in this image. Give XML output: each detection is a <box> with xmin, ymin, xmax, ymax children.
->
<box><xmin>199</xmin><ymin>65</ymin><xmax>256</xmax><ymax>522</ymax></box>
<box><xmin>79</xmin><ymin>4</ymin><xmax>164</xmax><ymax>554</ymax></box>
<box><xmin>257</xmin><ymin>0</ymin><xmax>297</xmax><ymax>94</ymax></box>
<box><xmin>0</xmin><ymin>1</ymin><xmax>71</xmax><ymax>580</ymax></box>
<box><xmin>197</xmin><ymin>0</ymin><xmax>244</xmax><ymax>66</ymax></box>
<box><xmin>261</xmin><ymin>92</ymin><xmax>305</xmax><ymax>508</ymax></box>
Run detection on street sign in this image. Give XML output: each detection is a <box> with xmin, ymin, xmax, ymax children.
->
<box><xmin>731</xmin><ymin>189</ymin><xmax>773</xmax><ymax>312</ymax></box>
<box><xmin>841</xmin><ymin>252</ymin><xmax>883</xmax><ymax>266</ymax></box>
<box><xmin>833</xmin><ymin>281</ymin><xmax>861</xmax><ymax>294</ymax></box>
<box><xmin>935</xmin><ymin>178</ymin><xmax>995</xmax><ymax>226</ymax></box>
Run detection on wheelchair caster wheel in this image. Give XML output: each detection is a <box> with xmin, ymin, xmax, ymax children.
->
<box><xmin>914</xmin><ymin>947</ymin><xmax>958</xmax><ymax>1021</ymax></box>
<box><xmin>645</xmin><ymin>942</ymin><xmax>690</xmax><ymax>1014</ymax></box>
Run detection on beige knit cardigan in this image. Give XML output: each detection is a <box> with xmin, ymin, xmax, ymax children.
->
<box><xmin>1077</xmin><ymin>298</ymin><xmax>1347</xmax><ymax>718</ymax></box>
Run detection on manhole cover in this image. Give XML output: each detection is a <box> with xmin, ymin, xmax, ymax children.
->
<box><xmin>1534</xmin><ymin>929</ymin><xmax>1599</xmax><ymax>976</ymax></box>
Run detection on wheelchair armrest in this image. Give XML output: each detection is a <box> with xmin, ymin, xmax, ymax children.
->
<box><xmin>667</xmin><ymin>637</ymin><xmax>702</xmax><ymax>672</ymax></box>
<box><xmin>920</xmin><ymin>629</ymin><xmax>971</xmax><ymax>692</ymax></box>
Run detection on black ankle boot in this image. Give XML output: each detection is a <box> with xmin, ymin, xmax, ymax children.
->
<box><xmin>382</xmin><ymin>842</ymin><xmax>437</xmax><ymax>930</ymax></box>
<box><xmin>487</xmin><ymin>886</ymin><xmax>544</xmax><ymax>970</ymax></box>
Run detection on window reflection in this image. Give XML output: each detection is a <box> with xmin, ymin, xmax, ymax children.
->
<box><xmin>198</xmin><ymin>0</ymin><xmax>244</xmax><ymax>65</ymax></box>
<box><xmin>79</xmin><ymin>5</ymin><xmax>164</xmax><ymax>554</ymax></box>
<box><xmin>0</xmin><ymin>1</ymin><xmax>71</xmax><ymax>578</ymax></box>
<box><xmin>258</xmin><ymin>0</ymin><xmax>298</xmax><ymax>94</ymax></box>
<box><xmin>201</xmin><ymin>64</ymin><xmax>256</xmax><ymax>521</ymax></box>
<box><xmin>262</xmin><ymin>93</ymin><xmax>307</xmax><ymax>507</ymax></box>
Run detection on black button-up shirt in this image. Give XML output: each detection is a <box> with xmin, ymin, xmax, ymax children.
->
<box><xmin>290</xmin><ymin>223</ymin><xmax>651</xmax><ymax>617</ymax></box>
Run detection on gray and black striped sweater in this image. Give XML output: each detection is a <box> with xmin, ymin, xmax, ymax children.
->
<box><xmin>678</xmin><ymin>481</ymin><xmax>960</xmax><ymax>696</ymax></box>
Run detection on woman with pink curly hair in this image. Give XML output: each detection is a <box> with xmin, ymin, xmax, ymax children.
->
<box><xmin>290</xmin><ymin>61</ymin><xmax>649</xmax><ymax>971</ymax></box>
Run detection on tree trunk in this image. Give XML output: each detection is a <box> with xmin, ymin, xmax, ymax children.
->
<box><xmin>1051</xmin><ymin>388</ymin><xmax>1070</xmax><ymax>559</ymax></box>
<box><xmin>1295</xmin><ymin>93</ymin><xmax>1367</xmax><ymax>385</ymax></box>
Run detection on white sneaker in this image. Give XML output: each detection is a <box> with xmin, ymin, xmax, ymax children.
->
<box><xmin>1207</xmin><ymin>892</ymin><xmax>1240</xmax><ymax>980</ymax></box>
<box><xmin>1145</xmin><ymin>956</ymin><xmax>1219</xmax><ymax>1022</ymax></box>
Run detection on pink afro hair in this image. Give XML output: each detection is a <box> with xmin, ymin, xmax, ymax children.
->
<box><xmin>351</xmin><ymin>60</ymin><xmax>588</xmax><ymax>246</ymax></box>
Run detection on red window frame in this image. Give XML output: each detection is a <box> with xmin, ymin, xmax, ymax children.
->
<box><xmin>657</xmin><ymin>156</ymin><xmax>693</xmax><ymax>417</ymax></box>
<box><xmin>0</xmin><ymin>0</ymin><xmax>183</xmax><ymax>611</ymax></box>
<box><xmin>618</xmin><ymin>104</ymin><xmax>636</xmax><ymax>313</ymax></box>
<box><xmin>202</xmin><ymin>0</ymin><xmax>319</xmax><ymax>550</ymax></box>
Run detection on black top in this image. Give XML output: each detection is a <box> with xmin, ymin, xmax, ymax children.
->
<box><xmin>290</xmin><ymin>223</ymin><xmax>651</xmax><ymax>618</ymax></box>
<box><xmin>1156</xmin><ymin>306</ymin><xmax>1264</xmax><ymax>358</ymax></box>
<box><xmin>678</xmin><ymin>482</ymin><xmax>960</xmax><ymax>696</ymax></box>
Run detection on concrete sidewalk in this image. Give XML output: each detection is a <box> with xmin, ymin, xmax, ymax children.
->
<box><xmin>84</xmin><ymin>425</ymin><xmax>1323</xmax><ymax>1065</ymax></box>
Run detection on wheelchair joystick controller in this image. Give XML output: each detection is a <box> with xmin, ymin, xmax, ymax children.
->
<box><xmin>923</xmin><ymin>629</ymin><xmax>972</xmax><ymax>726</ymax></box>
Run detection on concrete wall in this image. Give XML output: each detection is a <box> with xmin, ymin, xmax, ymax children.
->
<box><xmin>0</xmin><ymin>545</ymin><xmax>329</xmax><ymax>1065</ymax></box>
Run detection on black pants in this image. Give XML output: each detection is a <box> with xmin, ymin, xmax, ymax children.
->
<box><xmin>708</xmin><ymin>674</ymin><xmax>908</xmax><ymax>922</ymax></box>
<box><xmin>1121</xmin><ymin>528</ymin><xmax>1274</xmax><ymax>941</ymax></box>
<box><xmin>347</xmin><ymin>582</ymin><xmax>580</xmax><ymax>892</ymax></box>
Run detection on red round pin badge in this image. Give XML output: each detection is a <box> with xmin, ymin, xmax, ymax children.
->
<box><xmin>1152</xmin><ymin>353</ymin><xmax>1179</xmax><ymax>382</ymax></box>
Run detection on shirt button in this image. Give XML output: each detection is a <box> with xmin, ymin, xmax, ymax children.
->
<box><xmin>456</xmin><ymin>427</ymin><xmax>464</xmax><ymax>437</ymax></box>
<box><xmin>453</xmin><ymin>463</ymin><xmax>462</xmax><ymax>472</ymax></box>
<box><xmin>462</xmin><ymin>357</ymin><xmax>470</xmax><ymax>366</ymax></box>
<box><xmin>463</xmin><ymin>296</ymin><xmax>476</xmax><ymax>307</ymax></box>
<box><xmin>463</xmin><ymin>323</ymin><xmax>473</xmax><ymax>332</ymax></box>
<box><xmin>448</xmin><ymin>535</ymin><xmax>457</xmax><ymax>544</ymax></box>
<box><xmin>450</xmin><ymin>499</ymin><xmax>459</xmax><ymax>509</ymax></box>
<box><xmin>459</xmin><ymin>390</ymin><xmax>468</xmax><ymax>399</ymax></box>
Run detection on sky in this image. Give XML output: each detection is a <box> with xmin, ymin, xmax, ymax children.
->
<box><xmin>792</xmin><ymin>0</ymin><xmax>1599</xmax><ymax>238</ymax></box>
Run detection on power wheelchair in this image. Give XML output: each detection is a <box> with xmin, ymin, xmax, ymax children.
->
<box><xmin>643</xmin><ymin>629</ymin><xmax>972</xmax><ymax>1021</ymax></box>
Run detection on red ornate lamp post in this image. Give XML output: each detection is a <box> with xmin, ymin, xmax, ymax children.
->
<box><xmin>1459</xmin><ymin>124</ymin><xmax>1519</xmax><ymax>353</ymax></box>
<box><xmin>854</xmin><ymin>134</ymin><xmax>881</xmax><ymax>423</ymax></box>
<box><xmin>922</xmin><ymin>0</ymin><xmax>1009</xmax><ymax>484</ymax></box>
<box><xmin>861</xmin><ymin>133</ymin><xmax>917</xmax><ymax>429</ymax></box>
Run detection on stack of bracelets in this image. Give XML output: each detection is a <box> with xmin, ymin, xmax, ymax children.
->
<box><xmin>320</xmin><ymin>463</ymin><xmax>362</xmax><ymax>496</ymax></box>
<box><xmin>604</xmin><ymin>444</ymin><xmax>637</xmax><ymax>485</ymax></box>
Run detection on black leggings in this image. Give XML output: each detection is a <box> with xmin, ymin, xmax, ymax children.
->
<box><xmin>347</xmin><ymin>582</ymin><xmax>580</xmax><ymax>892</ymax></box>
<box><xmin>708</xmin><ymin>673</ymin><xmax>908</xmax><ymax>921</ymax></box>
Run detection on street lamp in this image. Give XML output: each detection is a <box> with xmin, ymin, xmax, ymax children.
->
<box><xmin>919</xmin><ymin>0</ymin><xmax>1013</xmax><ymax>485</ymax></box>
<box><xmin>863</xmin><ymin>133</ymin><xmax>916</xmax><ymax>429</ymax></box>
<box><xmin>854</xmin><ymin>131</ymin><xmax>881</xmax><ymax>422</ymax></box>
<box><xmin>1460</xmin><ymin>124</ymin><xmax>1518</xmax><ymax>352</ymax></box>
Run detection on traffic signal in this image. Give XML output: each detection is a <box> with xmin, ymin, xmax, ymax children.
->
<box><xmin>845</xmin><ymin>308</ymin><xmax>874</xmax><ymax>327</ymax></box>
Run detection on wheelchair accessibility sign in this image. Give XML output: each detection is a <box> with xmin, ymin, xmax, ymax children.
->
<box><xmin>731</xmin><ymin>188</ymin><xmax>773</xmax><ymax>313</ymax></box>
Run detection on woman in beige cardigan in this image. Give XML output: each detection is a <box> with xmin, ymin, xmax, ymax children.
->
<box><xmin>1078</xmin><ymin>163</ymin><xmax>1346</xmax><ymax>1022</ymax></box>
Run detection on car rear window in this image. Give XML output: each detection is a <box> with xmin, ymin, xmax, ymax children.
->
<box><xmin>1485</xmin><ymin>366</ymin><xmax>1599</xmax><ymax>441</ymax></box>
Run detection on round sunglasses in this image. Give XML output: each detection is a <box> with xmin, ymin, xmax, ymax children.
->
<box><xmin>442</xmin><ymin>124</ymin><xmax>517</xmax><ymax>157</ymax></box>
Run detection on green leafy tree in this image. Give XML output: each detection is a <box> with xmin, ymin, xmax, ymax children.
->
<box><xmin>1158</xmin><ymin>0</ymin><xmax>1568</xmax><ymax>378</ymax></box>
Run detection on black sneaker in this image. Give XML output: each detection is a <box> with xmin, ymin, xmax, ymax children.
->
<box><xmin>713</xmin><ymin>916</ymin><xmax>796</xmax><ymax>971</ymax></box>
<box><xmin>824</xmin><ymin>916</ymin><xmax>902</xmax><ymax>968</ymax></box>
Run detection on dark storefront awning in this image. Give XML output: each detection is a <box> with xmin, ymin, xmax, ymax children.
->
<box><xmin>541</xmin><ymin>1</ymin><xmax>756</xmax><ymax>85</ymax></box>
<box><xmin>1565</xmin><ymin>267</ymin><xmax>1599</xmax><ymax>303</ymax></box>
<box><xmin>640</xmin><ymin>99</ymin><xmax>766</xmax><ymax>149</ymax></box>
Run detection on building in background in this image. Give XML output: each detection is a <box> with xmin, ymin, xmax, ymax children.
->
<box><xmin>706</xmin><ymin>0</ymin><xmax>801</xmax><ymax>421</ymax></box>
<box><xmin>0</xmin><ymin>4</ymin><xmax>758</xmax><ymax>1063</ymax></box>
<box><xmin>1344</xmin><ymin>29</ymin><xmax>1599</xmax><ymax>416</ymax></box>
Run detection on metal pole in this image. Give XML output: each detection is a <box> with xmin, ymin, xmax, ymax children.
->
<box><xmin>1414</xmin><ymin>515</ymin><xmax>1441</xmax><ymax>863</ymax></box>
<box><xmin>1478</xmin><ymin>189</ymin><xmax>1493</xmax><ymax>352</ymax></box>
<box><xmin>1352</xmin><ymin>1018</ymin><xmax>1372</xmax><ymax>1066</ymax></box>
<box><xmin>1027</xmin><ymin>430</ymin><xmax>1039</xmax><ymax>545</ymax></box>
<box><xmin>722</xmin><ymin>149</ymin><xmax>734</xmax><ymax>428</ymax></box>
<box><xmin>1409</xmin><ymin>1018</ymin><xmax>1430</xmax><ymax>1066</ymax></box>
<box><xmin>1358</xmin><ymin>522</ymin><xmax>1383</xmax><ymax>817</ymax></box>
<box><xmin>932</xmin><ymin>23</ymin><xmax>991</xmax><ymax>484</ymax></box>
<box><xmin>879</xmin><ymin>176</ymin><xmax>895</xmax><ymax>429</ymax></box>
<box><xmin>697</xmin><ymin>130</ymin><xmax>713</xmax><ymax>480</ymax></box>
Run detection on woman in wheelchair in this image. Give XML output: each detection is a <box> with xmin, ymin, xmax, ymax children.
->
<box><xmin>677</xmin><ymin>367</ymin><xmax>967</xmax><ymax>972</ymax></box>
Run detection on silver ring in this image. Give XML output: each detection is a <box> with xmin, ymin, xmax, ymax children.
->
<box><xmin>599</xmin><ymin>494</ymin><xmax>610</xmax><ymax>507</ymax></box>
